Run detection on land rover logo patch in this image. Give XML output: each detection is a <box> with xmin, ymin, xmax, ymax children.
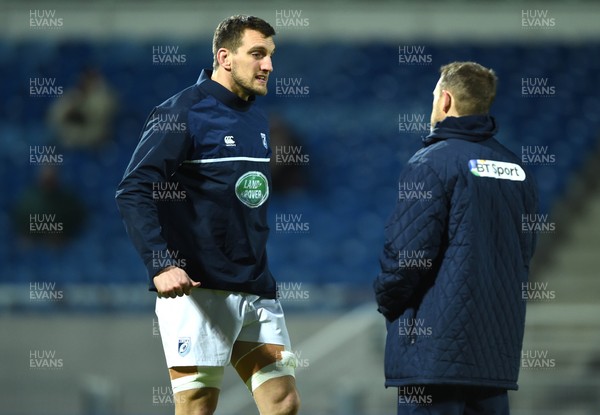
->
<box><xmin>235</xmin><ymin>171</ymin><xmax>269</xmax><ymax>208</ymax></box>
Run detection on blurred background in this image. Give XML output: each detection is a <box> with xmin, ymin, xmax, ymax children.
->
<box><xmin>1</xmin><ymin>0</ymin><xmax>599</xmax><ymax>414</ymax></box>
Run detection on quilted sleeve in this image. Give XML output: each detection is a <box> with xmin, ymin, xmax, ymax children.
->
<box><xmin>373</xmin><ymin>161</ymin><xmax>449</xmax><ymax>321</ymax></box>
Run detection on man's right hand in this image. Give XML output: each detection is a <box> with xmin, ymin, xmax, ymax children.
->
<box><xmin>153</xmin><ymin>266</ymin><xmax>201</xmax><ymax>298</ymax></box>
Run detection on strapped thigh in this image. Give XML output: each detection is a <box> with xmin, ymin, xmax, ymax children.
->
<box><xmin>169</xmin><ymin>366</ymin><xmax>225</xmax><ymax>393</ymax></box>
<box><xmin>232</xmin><ymin>343</ymin><xmax>297</xmax><ymax>392</ymax></box>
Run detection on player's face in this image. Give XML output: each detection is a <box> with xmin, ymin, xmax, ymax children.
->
<box><xmin>230</xmin><ymin>29</ymin><xmax>275</xmax><ymax>100</ymax></box>
<box><xmin>430</xmin><ymin>78</ymin><xmax>444</xmax><ymax>132</ymax></box>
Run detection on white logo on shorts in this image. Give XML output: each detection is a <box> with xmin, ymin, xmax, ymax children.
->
<box><xmin>178</xmin><ymin>337</ymin><xmax>191</xmax><ymax>356</ymax></box>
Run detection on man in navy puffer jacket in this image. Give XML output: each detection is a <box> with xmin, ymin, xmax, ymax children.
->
<box><xmin>374</xmin><ymin>61</ymin><xmax>538</xmax><ymax>414</ymax></box>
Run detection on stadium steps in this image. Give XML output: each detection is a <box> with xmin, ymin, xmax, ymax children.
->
<box><xmin>539</xmin><ymin>187</ymin><xmax>600</xmax><ymax>302</ymax></box>
<box><xmin>511</xmin><ymin>180</ymin><xmax>600</xmax><ymax>413</ymax></box>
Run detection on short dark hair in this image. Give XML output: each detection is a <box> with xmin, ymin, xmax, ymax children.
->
<box><xmin>212</xmin><ymin>15</ymin><xmax>276</xmax><ymax>70</ymax></box>
<box><xmin>439</xmin><ymin>62</ymin><xmax>497</xmax><ymax>115</ymax></box>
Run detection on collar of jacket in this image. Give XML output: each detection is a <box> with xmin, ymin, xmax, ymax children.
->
<box><xmin>196</xmin><ymin>69</ymin><xmax>256</xmax><ymax>111</ymax></box>
<box><xmin>423</xmin><ymin>115</ymin><xmax>498</xmax><ymax>147</ymax></box>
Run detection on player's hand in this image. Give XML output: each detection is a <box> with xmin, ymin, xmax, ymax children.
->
<box><xmin>153</xmin><ymin>266</ymin><xmax>201</xmax><ymax>298</ymax></box>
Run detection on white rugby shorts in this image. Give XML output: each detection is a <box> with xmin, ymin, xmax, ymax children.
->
<box><xmin>155</xmin><ymin>288</ymin><xmax>292</xmax><ymax>367</ymax></box>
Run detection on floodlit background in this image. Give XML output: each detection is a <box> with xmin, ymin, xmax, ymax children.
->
<box><xmin>1</xmin><ymin>1</ymin><xmax>599</xmax><ymax>414</ymax></box>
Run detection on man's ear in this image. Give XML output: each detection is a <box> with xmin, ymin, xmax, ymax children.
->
<box><xmin>216</xmin><ymin>48</ymin><xmax>232</xmax><ymax>71</ymax></box>
<box><xmin>441</xmin><ymin>90</ymin><xmax>453</xmax><ymax>114</ymax></box>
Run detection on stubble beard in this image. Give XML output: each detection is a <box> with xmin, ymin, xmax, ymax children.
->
<box><xmin>231</xmin><ymin>66</ymin><xmax>267</xmax><ymax>97</ymax></box>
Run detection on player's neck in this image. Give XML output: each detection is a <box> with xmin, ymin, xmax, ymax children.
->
<box><xmin>211</xmin><ymin>69</ymin><xmax>249</xmax><ymax>101</ymax></box>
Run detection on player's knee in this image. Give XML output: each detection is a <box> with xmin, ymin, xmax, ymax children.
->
<box><xmin>173</xmin><ymin>388</ymin><xmax>219</xmax><ymax>415</ymax></box>
<box><xmin>268</xmin><ymin>388</ymin><xmax>300</xmax><ymax>415</ymax></box>
<box><xmin>259</xmin><ymin>379</ymin><xmax>300</xmax><ymax>415</ymax></box>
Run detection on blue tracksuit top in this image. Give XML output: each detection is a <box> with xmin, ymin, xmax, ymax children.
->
<box><xmin>374</xmin><ymin>115</ymin><xmax>538</xmax><ymax>390</ymax></box>
<box><xmin>116</xmin><ymin>69</ymin><xmax>276</xmax><ymax>298</ymax></box>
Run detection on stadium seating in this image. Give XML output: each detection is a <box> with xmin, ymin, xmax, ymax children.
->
<box><xmin>1</xmin><ymin>40</ymin><xmax>598</xmax><ymax>291</ymax></box>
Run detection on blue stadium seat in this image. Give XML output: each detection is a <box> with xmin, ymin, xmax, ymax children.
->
<box><xmin>1</xmin><ymin>40</ymin><xmax>599</xmax><ymax>292</ymax></box>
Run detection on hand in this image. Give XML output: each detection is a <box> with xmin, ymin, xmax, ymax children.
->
<box><xmin>153</xmin><ymin>266</ymin><xmax>201</xmax><ymax>298</ymax></box>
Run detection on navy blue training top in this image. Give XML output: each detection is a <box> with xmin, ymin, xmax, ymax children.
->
<box><xmin>116</xmin><ymin>69</ymin><xmax>276</xmax><ymax>298</ymax></box>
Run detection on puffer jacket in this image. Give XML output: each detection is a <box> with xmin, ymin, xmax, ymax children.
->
<box><xmin>374</xmin><ymin>115</ymin><xmax>538</xmax><ymax>390</ymax></box>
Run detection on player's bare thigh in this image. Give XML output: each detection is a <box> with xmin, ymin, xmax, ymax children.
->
<box><xmin>231</xmin><ymin>341</ymin><xmax>300</xmax><ymax>415</ymax></box>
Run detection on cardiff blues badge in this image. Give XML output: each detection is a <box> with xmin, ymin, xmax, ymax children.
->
<box><xmin>177</xmin><ymin>337</ymin><xmax>191</xmax><ymax>357</ymax></box>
